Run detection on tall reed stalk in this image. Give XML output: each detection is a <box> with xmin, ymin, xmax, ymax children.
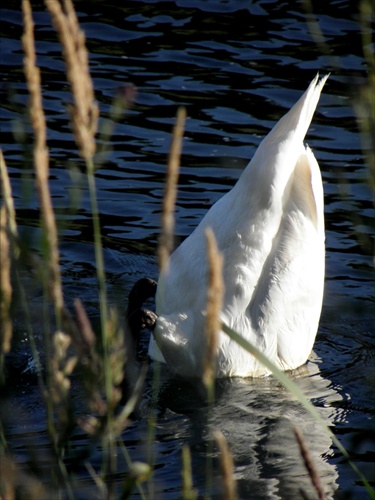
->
<box><xmin>22</xmin><ymin>2</ymin><xmax>113</xmax><ymax>497</ymax></box>
<box><xmin>21</xmin><ymin>5</ymin><xmax>73</xmax><ymax>496</ymax></box>
<box><xmin>202</xmin><ymin>228</ymin><xmax>224</xmax><ymax>498</ymax></box>
<box><xmin>158</xmin><ymin>106</ymin><xmax>186</xmax><ymax>275</ymax></box>
<box><xmin>0</xmin><ymin>151</ymin><xmax>17</xmax><ymax>384</ymax></box>
<box><xmin>293</xmin><ymin>426</ymin><xmax>327</xmax><ymax>500</ymax></box>
<box><xmin>43</xmin><ymin>0</ymin><xmax>121</xmax><ymax>483</ymax></box>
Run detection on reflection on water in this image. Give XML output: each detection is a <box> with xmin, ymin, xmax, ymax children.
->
<box><xmin>215</xmin><ymin>363</ymin><xmax>339</xmax><ymax>499</ymax></box>
<box><xmin>149</xmin><ymin>356</ymin><xmax>340</xmax><ymax>499</ymax></box>
<box><xmin>1</xmin><ymin>0</ymin><xmax>374</xmax><ymax>498</ymax></box>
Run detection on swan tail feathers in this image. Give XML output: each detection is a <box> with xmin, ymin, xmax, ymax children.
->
<box><xmin>243</xmin><ymin>73</ymin><xmax>328</xmax><ymax>205</ymax></box>
<box><xmin>264</xmin><ymin>73</ymin><xmax>329</xmax><ymax>145</ymax></box>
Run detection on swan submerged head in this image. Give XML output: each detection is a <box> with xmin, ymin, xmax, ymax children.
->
<box><xmin>129</xmin><ymin>74</ymin><xmax>328</xmax><ymax>379</ymax></box>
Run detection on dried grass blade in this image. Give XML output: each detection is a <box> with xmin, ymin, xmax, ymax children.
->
<box><xmin>45</xmin><ymin>0</ymin><xmax>99</xmax><ymax>161</ymax></box>
<box><xmin>293</xmin><ymin>426</ymin><xmax>327</xmax><ymax>500</ymax></box>
<box><xmin>223</xmin><ymin>322</ymin><xmax>375</xmax><ymax>498</ymax></box>
<box><xmin>0</xmin><ymin>151</ymin><xmax>18</xmax><ymax>359</ymax></box>
<box><xmin>203</xmin><ymin>227</ymin><xmax>224</xmax><ymax>387</ymax></box>
<box><xmin>181</xmin><ymin>445</ymin><xmax>198</xmax><ymax>500</ymax></box>
<box><xmin>0</xmin><ymin>206</ymin><xmax>12</xmax><ymax>356</ymax></box>
<box><xmin>22</xmin><ymin>0</ymin><xmax>64</xmax><ymax>316</ymax></box>
<box><xmin>214</xmin><ymin>430</ymin><xmax>237</xmax><ymax>500</ymax></box>
<box><xmin>158</xmin><ymin>106</ymin><xmax>186</xmax><ymax>274</ymax></box>
<box><xmin>0</xmin><ymin>150</ymin><xmax>18</xmax><ymax>242</ymax></box>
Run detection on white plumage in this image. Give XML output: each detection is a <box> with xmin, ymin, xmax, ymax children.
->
<box><xmin>149</xmin><ymin>74</ymin><xmax>328</xmax><ymax>378</ymax></box>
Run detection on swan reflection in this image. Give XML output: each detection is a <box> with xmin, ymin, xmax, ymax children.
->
<box><xmin>150</xmin><ymin>352</ymin><xmax>342</xmax><ymax>499</ymax></box>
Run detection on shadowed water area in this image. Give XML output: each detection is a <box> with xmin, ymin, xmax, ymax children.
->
<box><xmin>0</xmin><ymin>0</ymin><xmax>374</xmax><ymax>498</ymax></box>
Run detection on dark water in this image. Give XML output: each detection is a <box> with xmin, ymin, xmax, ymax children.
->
<box><xmin>1</xmin><ymin>0</ymin><xmax>374</xmax><ymax>498</ymax></box>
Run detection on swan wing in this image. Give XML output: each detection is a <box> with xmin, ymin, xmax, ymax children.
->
<box><xmin>244</xmin><ymin>146</ymin><xmax>325</xmax><ymax>371</ymax></box>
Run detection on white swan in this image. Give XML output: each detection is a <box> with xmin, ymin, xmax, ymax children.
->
<box><xmin>149</xmin><ymin>74</ymin><xmax>328</xmax><ymax>378</ymax></box>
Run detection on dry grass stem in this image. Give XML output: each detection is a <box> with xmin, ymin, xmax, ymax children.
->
<box><xmin>50</xmin><ymin>331</ymin><xmax>77</xmax><ymax>405</ymax></box>
<box><xmin>45</xmin><ymin>0</ymin><xmax>99</xmax><ymax>161</ymax></box>
<box><xmin>214</xmin><ymin>430</ymin><xmax>237</xmax><ymax>500</ymax></box>
<box><xmin>0</xmin><ymin>206</ymin><xmax>12</xmax><ymax>355</ymax></box>
<box><xmin>203</xmin><ymin>228</ymin><xmax>224</xmax><ymax>387</ymax></box>
<box><xmin>302</xmin><ymin>0</ymin><xmax>331</xmax><ymax>56</ymax></box>
<box><xmin>73</xmin><ymin>299</ymin><xmax>109</xmax><ymax>415</ymax></box>
<box><xmin>45</xmin><ymin>328</ymin><xmax>77</xmax><ymax>453</ymax></box>
<box><xmin>181</xmin><ymin>445</ymin><xmax>198</xmax><ymax>500</ymax></box>
<box><xmin>0</xmin><ymin>150</ymin><xmax>18</xmax><ymax>242</ymax></box>
<box><xmin>22</xmin><ymin>0</ymin><xmax>64</xmax><ymax>315</ymax></box>
<box><xmin>107</xmin><ymin>308</ymin><xmax>126</xmax><ymax>392</ymax></box>
<box><xmin>74</xmin><ymin>298</ymin><xmax>97</xmax><ymax>352</ymax></box>
<box><xmin>0</xmin><ymin>456</ymin><xmax>50</xmax><ymax>500</ymax></box>
<box><xmin>158</xmin><ymin>106</ymin><xmax>186</xmax><ymax>273</ymax></box>
<box><xmin>293</xmin><ymin>426</ymin><xmax>327</xmax><ymax>500</ymax></box>
<box><xmin>114</xmin><ymin>365</ymin><xmax>148</xmax><ymax>437</ymax></box>
<box><xmin>22</xmin><ymin>0</ymin><xmax>47</xmax><ymax>149</ymax></box>
<box><xmin>359</xmin><ymin>0</ymin><xmax>375</xmax><ymax>194</ymax></box>
<box><xmin>0</xmin><ymin>152</ymin><xmax>16</xmax><ymax>357</ymax></box>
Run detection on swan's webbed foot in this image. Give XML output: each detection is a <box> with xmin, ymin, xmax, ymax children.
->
<box><xmin>141</xmin><ymin>308</ymin><xmax>158</xmax><ymax>330</ymax></box>
<box><xmin>126</xmin><ymin>278</ymin><xmax>158</xmax><ymax>346</ymax></box>
<box><xmin>132</xmin><ymin>308</ymin><xmax>158</xmax><ymax>331</ymax></box>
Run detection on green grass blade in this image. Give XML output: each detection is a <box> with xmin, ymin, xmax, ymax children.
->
<box><xmin>221</xmin><ymin>322</ymin><xmax>375</xmax><ymax>499</ymax></box>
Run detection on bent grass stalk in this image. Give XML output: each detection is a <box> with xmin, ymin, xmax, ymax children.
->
<box><xmin>0</xmin><ymin>206</ymin><xmax>12</xmax><ymax>385</ymax></box>
<box><xmin>154</xmin><ymin>107</ymin><xmax>186</xmax><ymax>496</ymax></box>
<box><xmin>158</xmin><ymin>106</ymin><xmax>186</xmax><ymax>275</ymax></box>
<box><xmin>44</xmin><ymin>0</ymin><xmax>117</xmax><ymax>482</ymax></box>
<box><xmin>358</xmin><ymin>0</ymin><xmax>374</xmax><ymax>200</ymax></box>
<box><xmin>22</xmin><ymin>0</ymin><xmax>64</xmax><ymax>321</ymax></box>
<box><xmin>0</xmin><ymin>152</ymin><xmax>45</xmax><ymax>402</ymax></box>
<box><xmin>21</xmin><ymin>4</ymin><xmax>74</xmax><ymax>496</ymax></box>
<box><xmin>213</xmin><ymin>430</ymin><xmax>237</xmax><ymax>500</ymax></box>
<box><xmin>293</xmin><ymin>426</ymin><xmax>327</xmax><ymax>500</ymax></box>
<box><xmin>203</xmin><ymin>228</ymin><xmax>224</xmax><ymax>389</ymax></box>
<box><xmin>0</xmin><ymin>151</ymin><xmax>18</xmax><ymax>384</ymax></box>
<box><xmin>222</xmin><ymin>322</ymin><xmax>375</xmax><ymax>498</ymax></box>
<box><xmin>203</xmin><ymin>228</ymin><xmax>224</xmax><ymax>498</ymax></box>
<box><xmin>181</xmin><ymin>445</ymin><xmax>198</xmax><ymax>500</ymax></box>
<box><xmin>0</xmin><ymin>150</ymin><xmax>18</xmax><ymax>241</ymax></box>
<box><xmin>303</xmin><ymin>0</ymin><xmax>374</xmax><ymax>258</ymax></box>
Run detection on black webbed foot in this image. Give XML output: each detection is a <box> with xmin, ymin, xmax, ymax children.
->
<box><xmin>128</xmin><ymin>307</ymin><xmax>157</xmax><ymax>333</ymax></box>
<box><xmin>139</xmin><ymin>308</ymin><xmax>158</xmax><ymax>331</ymax></box>
<box><xmin>126</xmin><ymin>278</ymin><xmax>158</xmax><ymax>346</ymax></box>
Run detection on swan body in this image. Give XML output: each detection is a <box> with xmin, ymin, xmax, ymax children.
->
<box><xmin>149</xmin><ymin>74</ymin><xmax>328</xmax><ymax>378</ymax></box>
